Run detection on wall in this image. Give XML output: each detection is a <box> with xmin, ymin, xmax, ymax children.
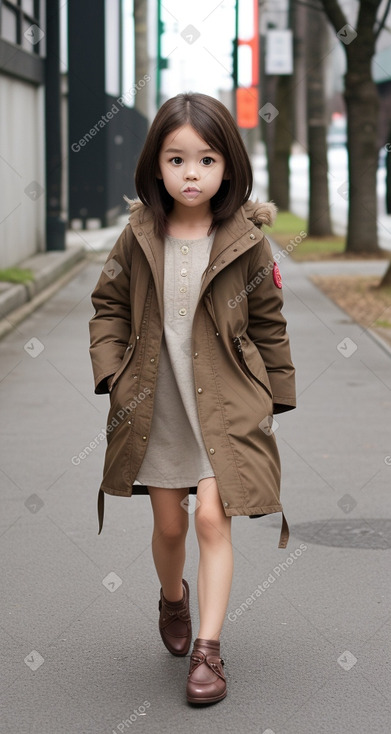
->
<box><xmin>0</xmin><ymin>75</ymin><xmax>45</xmax><ymax>268</ymax></box>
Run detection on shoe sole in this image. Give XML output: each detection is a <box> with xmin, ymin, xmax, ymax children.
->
<box><xmin>187</xmin><ymin>690</ymin><xmax>227</xmax><ymax>705</ymax></box>
<box><xmin>162</xmin><ymin>641</ymin><xmax>192</xmax><ymax>656</ymax></box>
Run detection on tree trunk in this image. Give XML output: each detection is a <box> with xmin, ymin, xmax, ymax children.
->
<box><xmin>261</xmin><ymin>73</ymin><xmax>276</xmax><ymax>201</ymax></box>
<box><xmin>268</xmin><ymin>74</ymin><xmax>293</xmax><ymax>210</ymax></box>
<box><xmin>380</xmin><ymin>261</ymin><xmax>391</xmax><ymax>286</ymax></box>
<box><xmin>344</xmin><ymin>71</ymin><xmax>380</xmax><ymax>253</ymax></box>
<box><xmin>306</xmin><ymin>1</ymin><xmax>333</xmax><ymax>236</ymax></box>
<box><xmin>269</xmin><ymin>150</ymin><xmax>290</xmax><ymax>209</ymax></box>
<box><xmin>320</xmin><ymin>0</ymin><xmax>382</xmax><ymax>253</ymax></box>
<box><xmin>133</xmin><ymin>0</ymin><xmax>148</xmax><ymax>118</ymax></box>
<box><xmin>386</xmin><ymin>148</ymin><xmax>391</xmax><ymax>213</ymax></box>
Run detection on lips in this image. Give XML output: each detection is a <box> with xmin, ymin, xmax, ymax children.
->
<box><xmin>181</xmin><ymin>186</ymin><xmax>201</xmax><ymax>200</ymax></box>
<box><xmin>181</xmin><ymin>186</ymin><xmax>201</xmax><ymax>193</ymax></box>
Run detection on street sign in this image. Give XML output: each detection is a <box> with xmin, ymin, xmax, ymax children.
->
<box><xmin>265</xmin><ymin>29</ymin><xmax>293</xmax><ymax>75</ymax></box>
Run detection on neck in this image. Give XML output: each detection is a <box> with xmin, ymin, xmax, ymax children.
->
<box><xmin>168</xmin><ymin>201</ymin><xmax>213</xmax><ymax>231</ymax></box>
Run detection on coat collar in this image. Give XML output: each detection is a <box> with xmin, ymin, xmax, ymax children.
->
<box><xmin>126</xmin><ymin>198</ymin><xmax>277</xmax><ymax>323</ymax></box>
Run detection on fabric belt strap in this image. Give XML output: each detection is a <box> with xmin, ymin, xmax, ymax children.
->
<box><xmin>278</xmin><ymin>511</ymin><xmax>289</xmax><ymax>548</ymax></box>
<box><xmin>97</xmin><ymin>488</ymin><xmax>104</xmax><ymax>535</ymax></box>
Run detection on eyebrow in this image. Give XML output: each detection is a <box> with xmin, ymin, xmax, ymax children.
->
<box><xmin>164</xmin><ymin>147</ymin><xmax>217</xmax><ymax>154</ymax></box>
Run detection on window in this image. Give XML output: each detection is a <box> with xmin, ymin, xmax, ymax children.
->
<box><xmin>0</xmin><ymin>0</ymin><xmax>43</xmax><ymax>53</ymax></box>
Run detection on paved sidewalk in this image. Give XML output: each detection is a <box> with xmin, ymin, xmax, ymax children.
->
<box><xmin>65</xmin><ymin>215</ymin><xmax>129</xmax><ymax>253</ymax></box>
<box><xmin>1</xmin><ymin>240</ymin><xmax>391</xmax><ymax>733</ymax></box>
<box><xmin>0</xmin><ymin>216</ymin><xmax>128</xmax><ymax>336</ymax></box>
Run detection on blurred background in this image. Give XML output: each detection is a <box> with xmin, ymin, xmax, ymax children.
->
<box><xmin>1</xmin><ymin>0</ymin><xmax>391</xmax><ymax>270</ymax></box>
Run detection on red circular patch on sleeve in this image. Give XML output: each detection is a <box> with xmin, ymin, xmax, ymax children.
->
<box><xmin>273</xmin><ymin>262</ymin><xmax>282</xmax><ymax>288</ymax></box>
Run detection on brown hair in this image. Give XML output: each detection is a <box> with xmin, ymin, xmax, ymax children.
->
<box><xmin>134</xmin><ymin>92</ymin><xmax>253</xmax><ymax>239</ymax></box>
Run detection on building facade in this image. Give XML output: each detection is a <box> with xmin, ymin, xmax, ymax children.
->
<box><xmin>0</xmin><ymin>0</ymin><xmax>46</xmax><ymax>268</ymax></box>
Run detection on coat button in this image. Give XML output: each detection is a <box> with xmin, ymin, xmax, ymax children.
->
<box><xmin>224</xmin><ymin>501</ymin><xmax>229</xmax><ymax>507</ymax></box>
<box><xmin>179</xmin><ymin>286</ymin><xmax>187</xmax><ymax>293</ymax></box>
<box><xmin>142</xmin><ymin>435</ymin><xmax>147</xmax><ymax>440</ymax></box>
<box><xmin>136</xmin><ymin>335</ymin><xmax>140</xmax><ymax>340</ymax></box>
<box><xmin>180</xmin><ymin>268</ymin><xmax>187</xmax><ymax>276</ymax></box>
<box><xmin>128</xmin><ymin>420</ymin><xmax>132</xmax><ymax>424</ymax></box>
<box><xmin>209</xmin><ymin>448</ymin><xmax>215</xmax><ymax>454</ymax></box>
<box><xmin>181</xmin><ymin>245</ymin><xmax>189</xmax><ymax>254</ymax></box>
<box><xmin>197</xmin><ymin>387</ymin><xmax>203</xmax><ymax>393</ymax></box>
<box><xmin>250</xmin><ymin>233</ymin><xmax>255</xmax><ymax>239</ymax></box>
<box><xmin>178</xmin><ymin>308</ymin><xmax>187</xmax><ymax>316</ymax></box>
<box><xmin>150</xmin><ymin>358</ymin><xmax>155</xmax><ymax>363</ymax></box>
<box><xmin>211</xmin><ymin>265</ymin><xmax>217</xmax><ymax>270</ymax></box>
<box><xmin>194</xmin><ymin>352</ymin><xmax>198</xmax><ymax>358</ymax></box>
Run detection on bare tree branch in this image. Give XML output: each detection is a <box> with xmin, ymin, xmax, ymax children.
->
<box><xmin>374</xmin><ymin>0</ymin><xmax>391</xmax><ymax>40</ymax></box>
<box><xmin>318</xmin><ymin>0</ymin><xmax>347</xmax><ymax>34</ymax></box>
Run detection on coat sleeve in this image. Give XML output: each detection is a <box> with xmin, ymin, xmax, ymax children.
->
<box><xmin>246</xmin><ymin>234</ymin><xmax>296</xmax><ymax>414</ymax></box>
<box><xmin>89</xmin><ymin>225</ymin><xmax>132</xmax><ymax>394</ymax></box>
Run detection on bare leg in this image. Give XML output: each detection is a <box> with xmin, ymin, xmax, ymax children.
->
<box><xmin>148</xmin><ymin>486</ymin><xmax>189</xmax><ymax>602</ymax></box>
<box><xmin>194</xmin><ymin>477</ymin><xmax>233</xmax><ymax>640</ymax></box>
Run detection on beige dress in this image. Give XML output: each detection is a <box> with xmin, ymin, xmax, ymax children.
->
<box><xmin>134</xmin><ymin>232</ymin><xmax>216</xmax><ymax>489</ymax></box>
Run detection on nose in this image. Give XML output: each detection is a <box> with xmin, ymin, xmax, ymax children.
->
<box><xmin>184</xmin><ymin>162</ymin><xmax>199</xmax><ymax>180</ymax></box>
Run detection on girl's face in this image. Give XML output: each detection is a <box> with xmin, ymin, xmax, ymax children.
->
<box><xmin>157</xmin><ymin>124</ymin><xmax>227</xmax><ymax>211</ymax></box>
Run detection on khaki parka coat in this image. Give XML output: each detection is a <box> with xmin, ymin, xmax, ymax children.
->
<box><xmin>89</xmin><ymin>199</ymin><xmax>296</xmax><ymax>548</ymax></box>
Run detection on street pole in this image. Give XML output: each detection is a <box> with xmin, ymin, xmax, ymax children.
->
<box><xmin>156</xmin><ymin>0</ymin><xmax>161</xmax><ymax>109</ymax></box>
<box><xmin>232</xmin><ymin>0</ymin><xmax>239</xmax><ymax>121</ymax></box>
<box><xmin>45</xmin><ymin>0</ymin><xmax>66</xmax><ymax>249</ymax></box>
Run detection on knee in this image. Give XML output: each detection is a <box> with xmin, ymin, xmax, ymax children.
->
<box><xmin>155</xmin><ymin>517</ymin><xmax>188</xmax><ymax>547</ymax></box>
<box><xmin>195</xmin><ymin>505</ymin><xmax>227</xmax><ymax>544</ymax></box>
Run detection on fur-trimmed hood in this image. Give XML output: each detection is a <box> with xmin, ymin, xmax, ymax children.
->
<box><xmin>123</xmin><ymin>196</ymin><xmax>145</xmax><ymax>215</ymax></box>
<box><xmin>242</xmin><ymin>199</ymin><xmax>277</xmax><ymax>229</ymax></box>
<box><xmin>123</xmin><ymin>195</ymin><xmax>277</xmax><ymax>230</ymax></box>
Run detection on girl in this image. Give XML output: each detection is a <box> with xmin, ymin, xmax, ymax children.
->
<box><xmin>89</xmin><ymin>92</ymin><xmax>296</xmax><ymax>705</ymax></box>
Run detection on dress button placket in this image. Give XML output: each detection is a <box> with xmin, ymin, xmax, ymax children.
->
<box><xmin>176</xmin><ymin>240</ymin><xmax>190</xmax><ymax>318</ymax></box>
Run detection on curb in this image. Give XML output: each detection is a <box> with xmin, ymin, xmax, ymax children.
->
<box><xmin>364</xmin><ymin>325</ymin><xmax>391</xmax><ymax>359</ymax></box>
<box><xmin>0</xmin><ymin>246</ymin><xmax>87</xmax><ymax>341</ymax></box>
<box><xmin>0</xmin><ymin>245</ymin><xmax>86</xmax><ymax>321</ymax></box>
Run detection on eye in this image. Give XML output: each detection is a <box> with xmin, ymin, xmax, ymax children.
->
<box><xmin>170</xmin><ymin>157</ymin><xmax>183</xmax><ymax>166</ymax></box>
<box><xmin>201</xmin><ymin>157</ymin><xmax>214</xmax><ymax>166</ymax></box>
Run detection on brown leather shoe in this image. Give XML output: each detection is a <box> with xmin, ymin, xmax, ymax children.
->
<box><xmin>186</xmin><ymin>638</ymin><xmax>226</xmax><ymax>704</ymax></box>
<box><xmin>158</xmin><ymin>579</ymin><xmax>192</xmax><ymax>656</ymax></box>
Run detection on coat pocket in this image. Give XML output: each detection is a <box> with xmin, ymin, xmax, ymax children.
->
<box><xmin>232</xmin><ymin>334</ymin><xmax>273</xmax><ymax>400</ymax></box>
<box><xmin>204</xmin><ymin>287</ymin><xmax>219</xmax><ymax>332</ymax></box>
<box><xmin>108</xmin><ymin>341</ymin><xmax>136</xmax><ymax>392</ymax></box>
